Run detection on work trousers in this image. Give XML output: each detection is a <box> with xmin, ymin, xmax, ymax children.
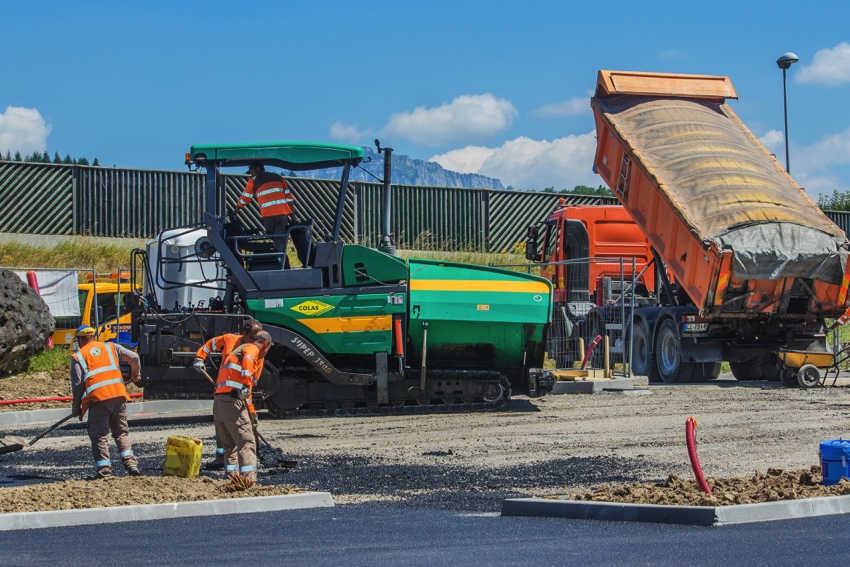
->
<box><xmin>213</xmin><ymin>395</ymin><xmax>257</xmax><ymax>481</ymax></box>
<box><xmin>262</xmin><ymin>214</ymin><xmax>292</xmax><ymax>261</ymax></box>
<box><xmin>87</xmin><ymin>397</ymin><xmax>137</xmax><ymax>476</ymax></box>
<box><xmin>212</xmin><ymin>426</ymin><xmax>225</xmax><ymax>463</ymax></box>
<box><xmin>262</xmin><ymin>215</ymin><xmax>310</xmax><ymax>267</ymax></box>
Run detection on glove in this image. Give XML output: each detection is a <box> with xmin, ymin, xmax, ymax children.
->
<box><xmin>193</xmin><ymin>358</ymin><xmax>206</xmax><ymax>374</ymax></box>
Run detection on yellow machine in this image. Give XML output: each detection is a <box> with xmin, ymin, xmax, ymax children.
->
<box><xmin>52</xmin><ymin>272</ymin><xmax>135</xmax><ymax>346</ymax></box>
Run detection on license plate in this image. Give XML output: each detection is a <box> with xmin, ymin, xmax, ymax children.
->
<box><xmin>684</xmin><ymin>322</ymin><xmax>708</xmax><ymax>333</ymax></box>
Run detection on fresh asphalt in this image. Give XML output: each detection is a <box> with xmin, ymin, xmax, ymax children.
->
<box><xmin>1</xmin><ymin>505</ymin><xmax>848</xmax><ymax>566</ymax></box>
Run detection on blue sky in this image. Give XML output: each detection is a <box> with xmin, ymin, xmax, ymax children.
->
<box><xmin>1</xmin><ymin>1</ymin><xmax>849</xmax><ymax>199</ymax></box>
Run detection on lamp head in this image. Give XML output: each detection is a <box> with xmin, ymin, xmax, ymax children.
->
<box><xmin>776</xmin><ymin>52</ymin><xmax>799</xmax><ymax>70</ymax></box>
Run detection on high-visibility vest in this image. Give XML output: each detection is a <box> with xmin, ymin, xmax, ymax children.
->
<box><xmin>237</xmin><ymin>172</ymin><xmax>294</xmax><ymax>217</ymax></box>
<box><xmin>215</xmin><ymin>344</ymin><xmax>264</xmax><ymax>414</ymax></box>
<box><xmin>196</xmin><ymin>333</ymin><xmax>241</xmax><ymax>361</ymax></box>
<box><xmin>75</xmin><ymin>342</ymin><xmax>129</xmax><ymax>417</ymax></box>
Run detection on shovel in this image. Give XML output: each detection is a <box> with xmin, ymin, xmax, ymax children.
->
<box><xmin>0</xmin><ymin>413</ymin><xmax>75</xmax><ymax>456</ymax></box>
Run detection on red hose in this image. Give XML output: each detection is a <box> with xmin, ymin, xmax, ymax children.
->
<box><xmin>581</xmin><ymin>335</ymin><xmax>602</xmax><ymax>370</ymax></box>
<box><xmin>0</xmin><ymin>393</ymin><xmax>143</xmax><ymax>405</ymax></box>
<box><xmin>686</xmin><ymin>416</ymin><xmax>711</xmax><ymax>494</ymax></box>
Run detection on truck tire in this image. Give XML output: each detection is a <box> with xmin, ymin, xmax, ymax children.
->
<box><xmin>655</xmin><ymin>318</ymin><xmax>695</xmax><ymax>383</ymax></box>
<box><xmin>761</xmin><ymin>354</ymin><xmax>782</xmax><ymax>382</ymax></box>
<box><xmin>632</xmin><ymin>320</ymin><xmax>660</xmax><ymax>382</ymax></box>
<box><xmin>729</xmin><ymin>358</ymin><xmax>763</xmax><ymax>381</ymax></box>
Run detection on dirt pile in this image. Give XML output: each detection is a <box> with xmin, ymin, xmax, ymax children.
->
<box><xmin>1</xmin><ymin>475</ymin><xmax>301</xmax><ymax>514</ymax></box>
<box><xmin>0</xmin><ymin>269</ymin><xmax>54</xmax><ymax>374</ymax></box>
<box><xmin>0</xmin><ymin>369</ymin><xmax>142</xmax><ymax>411</ymax></box>
<box><xmin>571</xmin><ymin>466</ymin><xmax>850</xmax><ymax>506</ymax></box>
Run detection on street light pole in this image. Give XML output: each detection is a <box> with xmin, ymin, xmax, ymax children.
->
<box><xmin>776</xmin><ymin>52</ymin><xmax>799</xmax><ymax>173</ymax></box>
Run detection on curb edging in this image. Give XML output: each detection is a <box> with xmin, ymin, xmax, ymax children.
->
<box><xmin>0</xmin><ymin>491</ymin><xmax>333</xmax><ymax>532</ymax></box>
<box><xmin>501</xmin><ymin>494</ymin><xmax>850</xmax><ymax>526</ymax></box>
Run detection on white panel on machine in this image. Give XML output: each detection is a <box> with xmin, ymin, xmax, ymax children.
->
<box><xmin>146</xmin><ymin>228</ymin><xmax>225</xmax><ymax>310</ymax></box>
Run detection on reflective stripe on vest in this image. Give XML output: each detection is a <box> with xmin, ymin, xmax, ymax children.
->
<box><xmin>77</xmin><ymin>342</ymin><xmax>128</xmax><ymax>416</ymax></box>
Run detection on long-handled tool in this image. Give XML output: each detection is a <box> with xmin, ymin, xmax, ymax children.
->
<box><xmin>0</xmin><ymin>413</ymin><xmax>75</xmax><ymax>456</ymax></box>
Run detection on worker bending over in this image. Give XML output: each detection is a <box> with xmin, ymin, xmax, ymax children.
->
<box><xmin>194</xmin><ymin>318</ymin><xmax>262</xmax><ymax>470</ymax></box>
<box><xmin>212</xmin><ymin>331</ymin><xmax>272</xmax><ymax>481</ymax></box>
<box><xmin>70</xmin><ymin>326</ymin><xmax>141</xmax><ymax>479</ymax></box>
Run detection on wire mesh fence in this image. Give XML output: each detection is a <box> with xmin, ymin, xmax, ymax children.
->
<box><xmin>543</xmin><ymin>257</ymin><xmax>639</xmax><ymax>377</ymax></box>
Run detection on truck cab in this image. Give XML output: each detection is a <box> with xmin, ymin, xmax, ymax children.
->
<box><xmin>52</xmin><ymin>272</ymin><xmax>135</xmax><ymax>347</ymax></box>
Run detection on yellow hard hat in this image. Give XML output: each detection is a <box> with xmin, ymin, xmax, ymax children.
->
<box><xmin>75</xmin><ymin>325</ymin><xmax>96</xmax><ymax>337</ymax></box>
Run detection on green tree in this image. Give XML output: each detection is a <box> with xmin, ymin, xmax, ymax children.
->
<box><xmin>92</xmin><ymin>157</ymin><xmax>99</xmax><ymax>166</ymax></box>
<box><xmin>53</xmin><ymin>151</ymin><xmax>62</xmax><ymax>164</ymax></box>
<box><xmin>818</xmin><ymin>190</ymin><xmax>850</xmax><ymax>212</ymax></box>
<box><xmin>41</xmin><ymin>150</ymin><xmax>50</xmax><ymax>163</ymax></box>
<box><xmin>63</xmin><ymin>154</ymin><xmax>73</xmax><ymax>164</ymax></box>
<box><xmin>3</xmin><ymin>150</ymin><xmax>11</xmax><ymax>161</ymax></box>
<box><xmin>14</xmin><ymin>151</ymin><xmax>22</xmax><ymax>161</ymax></box>
<box><xmin>77</xmin><ymin>157</ymin><xmax>89</xmax><ymax>165</ymax></box>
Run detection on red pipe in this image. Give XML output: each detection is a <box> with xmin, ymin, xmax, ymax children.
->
<box><xmin>581</xmin><ymin>335</ymin><xmax>602</xmax><ymax>370</ymax></box>
<box><xmin>0</xmin><ymin>393</ymin><xmax>143</xmax><ymax>405</ymax></box>
<box><xmin>686</xmin><ymin>416</ymin><xmax>711</xmax><ymax>494</ymax></box>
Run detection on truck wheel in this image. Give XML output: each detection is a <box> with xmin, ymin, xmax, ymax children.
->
<box><xmin>632</xmin><ymin>321</ymin><xmax>660</xmax><ymax>382</ymax></box>
<box><xmin>729</xmin><ymin>359</ymin><xmax>763</xmax><ymax>381</ymax></box>
<box><xmin>761</xmin><ymin>354</ymin><xmax>782</xmax><ymax>382</ymax></box>
<box><xmin>655</xmin><ymin>318</ymin><xmax>694</xmax><ymax>383</ymax></box>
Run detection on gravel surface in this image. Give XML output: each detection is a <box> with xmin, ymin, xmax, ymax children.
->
<box><xmin>2</xmin><ymin>374</ymin><xmax>850</xmax><ymax>513</ymax></box>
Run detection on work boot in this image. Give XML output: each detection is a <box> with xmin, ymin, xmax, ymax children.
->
<box><xmin>127</xmin><ymin>466</ymin><xmax>141</xmax><ymax>477</ymax></box>
<box><xmin>89</xmin><ymin>468</ymin><xmax>112</xmax><ymax>481</ymax></box>
<box><xmin>203</xmin><ymin>459</ymin><xmax>225</xmax><ymax>471</ymax></box>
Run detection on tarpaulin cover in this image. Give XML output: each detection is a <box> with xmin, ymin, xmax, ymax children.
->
<box><xmin>15</xmin><ymin>271</ymin><xmax>79</xmax><ymax>317</ymax></box>
<box><xmin>593</xmin><ymin>95</ymin><xmax>849</xmax><ymax>283</ymax></box>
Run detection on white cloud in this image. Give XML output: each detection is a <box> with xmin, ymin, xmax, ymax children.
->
<box><xmin>796</xmin><ymin>42</ymin><xmax>850</xmax><ymax>86</ymax></box>
<box><xmin>430</xmin><ymin>132</ymin><xmax>599</xmax><ymax>191</ymax></box>
<box><xmin>531</xmin><ymin>96</ymin><xmax>589</xmax><ymax>118</ymax></box>
<box><xmin>329</xmin><ymin>122</ymin><xmax>372</xmax><ymax>144</ymax></box>
<box><xmin>0</xmin><ymin>106</ymin><xmax>51</xmax><ymax>155</ymax></box>
<box><xmin>759</xmin><ymin>129</ymin><xmax>784</xmax><ymax>151</ymax></box>
<box><xmin>785</xmin><ymin>127</ymin><xmax>850</xmax><ymax>199</ymax></box>
<box><xmin>795</xmin><ymin>127</ymin><xmax>850</xmax><ymax>171</ymax></box>
<box><xmin>381</xmin><ymin>94</ymin><xmax>517</xmax><ymax>146</ymax></box>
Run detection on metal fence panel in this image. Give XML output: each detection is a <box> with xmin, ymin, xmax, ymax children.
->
<box><xmin>75</xmin><ymin>167</ymin><xmax>204</xmax><ymax>237</ymax></box>
<box><xmin>4</xmin><ymin>161</ymin><xmax>848</xmax><ymax>253</ymax></box>
<box><xmin>0</xmin><ymin>162</ymin><xmax>73</xmax><ymax>234</ymax></box>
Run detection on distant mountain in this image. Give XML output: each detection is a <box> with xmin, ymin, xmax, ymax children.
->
<box><xmin>290</xmin><ymin>146</ymin><xmax>505</xmax><ymax>190</ymax></box>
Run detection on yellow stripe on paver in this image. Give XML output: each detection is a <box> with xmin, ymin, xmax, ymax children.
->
<box><xmin>298</xmin><ymin>315</ymin><xmax>392</xmax><ymax>334</ymax></box>
<box><xmin>410</xmin><ymin>280</ymin><xmax>549</xmax><ymax>293</ymax></box>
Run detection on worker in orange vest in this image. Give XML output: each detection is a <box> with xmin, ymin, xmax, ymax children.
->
<box><xmin>236</xmin><ymin>161</ymin><xmax>297</xmax><ymax>266</ymax></box>
<box><xmin>70</xmin><ymin>326</ymin><xmax>141</xmax><ymax>479</ymax></box>
<box><xmin>212</xmin><ymin>331</ymin><xmax>272</xmax><ymax>481</ymax></box>
<box><xmin>193</xmin><ymin>318</ymin><xmax>262</xmax><ymax>470</ymax></box>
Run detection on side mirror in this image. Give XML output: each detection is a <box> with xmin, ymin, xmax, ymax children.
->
<box><xmin>525</xmin><ymin>240</ymin><xmax>538</xmax><ymax>262</ymax></box>
<box><xmin>525</xmin><ymin>225</ymin><xmax>540</xmax><ymax>262</ymax></box>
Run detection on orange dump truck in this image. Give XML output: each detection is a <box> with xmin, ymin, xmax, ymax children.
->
<box><xmin>534</xmin><ymin>70</ymin><xmax>850</xmax><ymax>385</ymax></box>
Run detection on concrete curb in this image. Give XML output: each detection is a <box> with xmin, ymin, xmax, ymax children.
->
<box><xmin>0</xmin><ymin>491</ymin><xmax>334</xmax><ymax>532</ymax></box>
<box><xmin>0</xmin><ymin>400</ymin><xmax>213</xmax><ymax>427</ymax></box>
<box><xmin>551</xmin><ymin>377</ymin><xmax>647</xmax><ymax>395</ymax></box>
<box><xmin>501</xmin><ymin>494</ymin><xmax>850</xmax><ymax>526</ymax></box>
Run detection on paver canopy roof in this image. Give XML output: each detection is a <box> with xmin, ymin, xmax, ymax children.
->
<box><xmin>189</xmin><ymin>142</ymin><xmax>364</xmax><ymax>171</ymax></box>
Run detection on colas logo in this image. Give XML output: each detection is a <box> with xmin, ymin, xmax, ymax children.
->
<box><xmin>291</xmin><ymin>300</ymin><xmax>334</xmax><ymax>317</ymax></box>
